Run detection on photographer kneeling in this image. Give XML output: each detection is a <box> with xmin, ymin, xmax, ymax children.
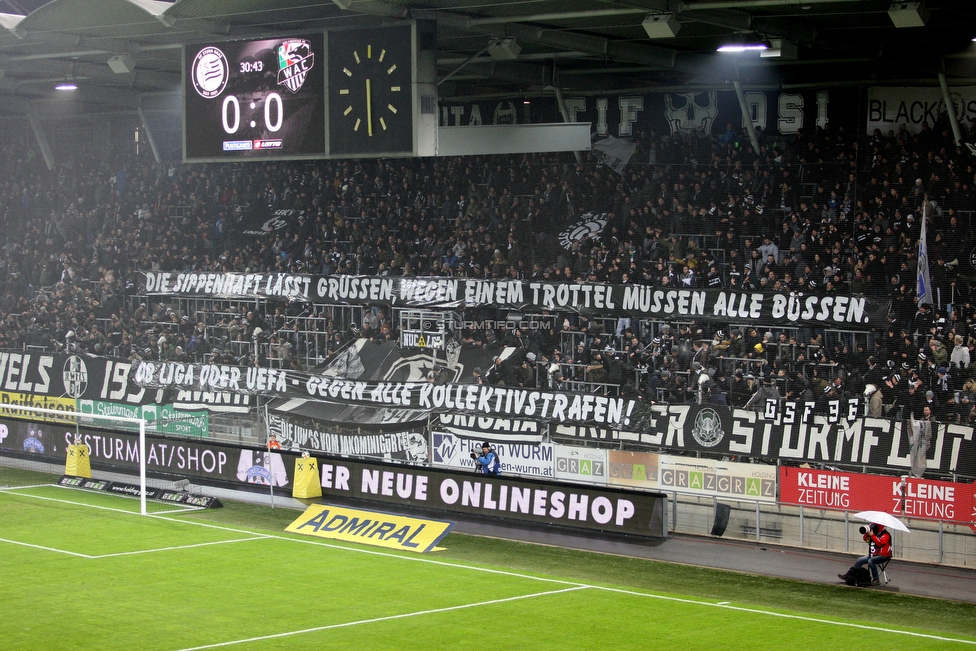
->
<box><xmin>471</xmin><ymin>442</ymin><xmax>501</xmax><ymax>476</ymax></box>
<box><xmin>838</xmin><ymin>522</ymin><xmax>892</xmax><ymax>586</ymax></box>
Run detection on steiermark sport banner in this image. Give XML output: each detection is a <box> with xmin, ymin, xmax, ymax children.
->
<box><xmin>77</xmin><ymin>399</ymin><xmax>209</xmax><ymax>437</ymax></box>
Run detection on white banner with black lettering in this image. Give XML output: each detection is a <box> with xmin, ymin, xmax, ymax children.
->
<box><xmin>431</xmin><ymin>432</ymin><xmax>553</xmax><ymax>478</ymax></box>
<box><xmin>866</xmin><ymin>85</ymin><xmax>976</xmax><ymax>135</ymax></box>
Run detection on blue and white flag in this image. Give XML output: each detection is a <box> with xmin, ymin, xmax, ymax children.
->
<box><xmin>916</xmin><ymin>202</ymin><xmax>934</xmax><ymax>306</ymax></box>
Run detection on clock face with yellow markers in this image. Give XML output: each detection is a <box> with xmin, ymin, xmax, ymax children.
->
<box><xmin>328</xmin><ymin>25</ymin><xmax>414</xmax><ymax>156</ymax></box>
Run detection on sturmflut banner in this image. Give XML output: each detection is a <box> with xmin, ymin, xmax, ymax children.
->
<box><xmin>132</xmin><ymin>361</ymin><xmax>650</xmax><ymax>429</ymax></box>
<box><xmin>141</xmin><ymin>272</ymin><xmax>890</xmax><ymax>326</ymax></box>
<box><xmin>553</xmin><ymin>402</ymin><xmax>976</xmax><ymax>476</ymax></box>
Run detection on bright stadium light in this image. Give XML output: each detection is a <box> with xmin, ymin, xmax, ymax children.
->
<box><xmin>717</xmin><ymin>43</ymin><xmax>768</xmax><ymax>53</ymax></box>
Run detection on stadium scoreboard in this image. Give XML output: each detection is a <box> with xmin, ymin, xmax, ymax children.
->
<box><xmin>182</xmin><ymin>22</ymin><xmax>436</xmax><ymax>162</ymax></box>
<box><xmin>184</xmin><ymin>34</ymin><xmax>326</xmax><ymax>160</ymax></box>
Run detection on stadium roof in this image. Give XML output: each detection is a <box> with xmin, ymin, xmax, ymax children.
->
<box><xmin>0</xmin><ymin>0</ymin><xmax>974</xmax><ymax>119</ymax></box>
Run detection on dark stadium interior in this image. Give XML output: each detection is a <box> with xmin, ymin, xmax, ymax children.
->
<box><xmin>0</xmin><ymin>0</ymin><xmax>973</xmax><ymax>425</ymax></box>
<box><xmin>0</xmin><ymin>0</ymin><xmax>975</xmax><ymax>597</ymax></box>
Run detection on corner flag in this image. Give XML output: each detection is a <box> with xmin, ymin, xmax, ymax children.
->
<box><xmin>916</xmin><ymin>202</ymin><xmax>934</xmax><ymax>307</ymax></box>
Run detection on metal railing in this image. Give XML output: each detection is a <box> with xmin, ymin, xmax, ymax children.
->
<box><xmin>669</xmin><ymin>493</ymin><xmax>976</xmax><ymax>568</ymax></box>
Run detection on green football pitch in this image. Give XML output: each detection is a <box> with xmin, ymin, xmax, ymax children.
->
<box><xmin>1</xmin><ymin>484</ymin><xmax>974</xmax><ymax>651</ymax></box>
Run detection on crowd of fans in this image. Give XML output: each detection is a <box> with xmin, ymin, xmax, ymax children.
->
<box><xmin>0</xmin><ymin>117</ymin><xmax>974</xmax><ymax>421</ymax></box>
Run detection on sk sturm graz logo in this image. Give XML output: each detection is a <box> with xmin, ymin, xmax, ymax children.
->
<box><xmin>63</xmin><ymin>355</ymin><xmax>89</xmax><ymax>399</ymax></box>
<box><xmin>691</xmin><ymin>408</ymin><xmax>725</xmax><ymax>448</ymax></box>
<box><xmin>277</xmin><ymin>39</ymin><xmax>314</xmax><ymax>93</ymax></box>
<box><xmin>558</xmin><ymin>213</ymin><xmax>608</xmax><ymax>251</ymax></box>
<box><xmin>24</xmin><ymin>428</ymin><xmax>45</xmax><ymax>454</ymax></box>
<box><xmin>191</xmin><ymin>46</ymin><xmax>229</xmax><ymax>99</ymax></box>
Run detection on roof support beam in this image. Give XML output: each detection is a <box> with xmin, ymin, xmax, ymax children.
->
<box><xmin>26</xmin><ymin>107</ymin><xmax>55</xmax><ymax>170</ymax></box>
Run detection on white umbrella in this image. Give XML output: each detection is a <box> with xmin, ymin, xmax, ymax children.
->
<box><xmin>853</xmin><ymin>511</ymin><xmax>910</xmax><ymax>533</ymax></box>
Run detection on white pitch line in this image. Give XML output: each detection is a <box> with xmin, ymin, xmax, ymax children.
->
<box><xmin>6</xmin><ymin>488</ymin><xmax>975</xmax><ymax>646</ymax></box>
<box><xmin>153</xmin><ymin>514</ymin><xmax>976</xmax><ymax>647</ymax></box>
<box><xmin>592</xmin><ymin>584</ymin><xmax>976</xmax><ymax>646</ymax></box>
<box><xmin>2</xmin><ymin>485</ymin><xmax>203</xmax><ymax>515</ymax></box>
<box><xmin>90</xmin><ymin>536</ymin><xmax>271</xmax><ymax>559</ymax></box>
<box><xmin>0</xmin><ymin>536</ymin><xmax>93</xmax><ymax>558</ymax></box>
<box><xmin>151</xmin><ymin>514</ymin><xmax>585</xmax><ymax>588</ymax></box>
<box><xmin>1</xmin><ymin>487</ymin><xmax>147</xmax><ymax>515</ymax></box>
<box><xmin>171</xmin><ymin>586</ymin><xmax>589</xmax><ymax>651</ymax></box>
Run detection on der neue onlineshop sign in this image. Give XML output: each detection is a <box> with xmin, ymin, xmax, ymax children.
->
<box><xmin>317</xmin><ymin>456</ymin><xmax>667</xmax><ymax>538</ymax></box>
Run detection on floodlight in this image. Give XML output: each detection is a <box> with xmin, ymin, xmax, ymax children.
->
<box><xmin>107</xmin><ymin>54</ymin><xmax>134</xmax><ymax>74</ymax></box>
<box><xmin>717</xmin><ymin>43</ymin><xmax>768</xmax><ymax>53</ymax></box>
<box><xmin>642</xmin><ymin>14</ymin><xmax>681</xmax><ymax>39</ymax></box>
<box><xmin>760</xmin><ymin>38</ymin><xmax>798</xmax><ymax>59</ymax></box>
<box><xmin>888</xmin><ymin>2</ymin><xmax>929</xmax><ymax>28</ymax></box>
<box><xmin>487</xmin><ymin>37</ymin><xmax>520</xmax><ymax>60</ymax></box>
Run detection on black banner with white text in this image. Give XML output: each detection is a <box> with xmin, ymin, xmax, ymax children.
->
<box><xmin>132</xmin><ymin>360</ymin><xmax>650</xmax><ymax>429</ymax></box>
<box><xmin>141</xmin><ymin>272</ymin><xmax>890</xmax><ymax>327</ymax></box>
<box><xmin>317</xmin><ymin>456</ymin><xmax>667</xmax><ymax>538</ymax></box>
<box><xmin>553</xmin><ymin>402</ymin><xmax>976</xmax><ymax>477</ymax></box>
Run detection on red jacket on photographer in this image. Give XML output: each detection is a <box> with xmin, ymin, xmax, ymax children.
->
<box><xmin>865</xmin><ymin>524</ymin><xmax>892</xmax><ymax>558</ymax></box>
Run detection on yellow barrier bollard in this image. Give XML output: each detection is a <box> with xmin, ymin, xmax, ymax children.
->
<box><xmin>292</xmin><ymin>453</ymin><xmax>322</xmax><ymax>499</ymax></box>
<box><xmin>65</xmin><ymin>443</ymin><xmax>91</xmax><ymax>478</ymax></box>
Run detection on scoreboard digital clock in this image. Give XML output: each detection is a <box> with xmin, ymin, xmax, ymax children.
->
<box><xmin>183</xmin><ymin>34</ymin><xmax>325</xmax><ymax>161</ymax></box>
